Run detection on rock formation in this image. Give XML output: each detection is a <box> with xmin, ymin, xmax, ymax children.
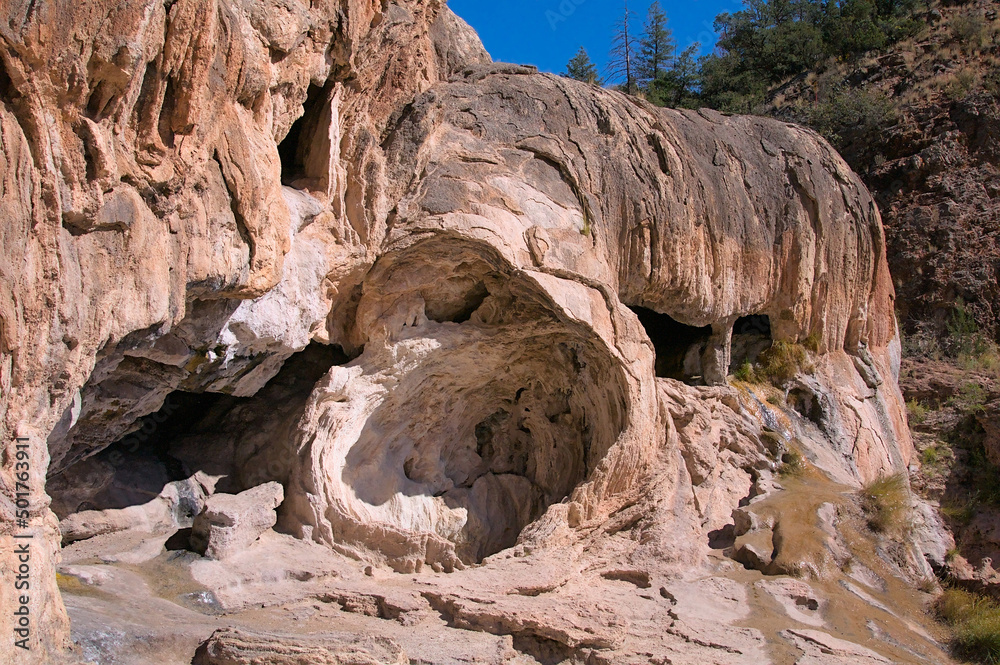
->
<box><xmin>59</xmin><ymin>472</ymin><xmax>217</xmax><ymax>545</ymax></box>
<box><xmin>190</xmin><ymin>482</ymin><xmax>283</xmax><ymax>560</ymax></box>
<box><xmin>0</xmin><ymin>0</ymin><xmax>940</xmax><ymax>663</ymax></box>
<box><xmin>192</xmin><ymin>628</ymin><xmax>410</xmax><ymax>665</ymax></box>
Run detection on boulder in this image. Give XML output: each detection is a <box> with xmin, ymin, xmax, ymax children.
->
<box><xmin>191</xmin><ymin>482</ymin><xmax>284</xmax><ymax>560</ymax></box>
<box><xmin>59</xmin><ymin>473</ymin><xmax>218</xmax><ymax>544</ymax></box>
<box><xmin>193</xmin><ymin>628</ymin><xmax>407</xmax><ymax>665</ymax></box>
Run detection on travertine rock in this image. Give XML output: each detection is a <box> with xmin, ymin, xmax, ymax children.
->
<box><xmin>910</xmin><ymin>499</ymin><xmax>957</xmax><ymax>573</ymax></box>
<box><xmin>0</xmin><ymin>0</ymin><xmax>922</xmax><ymax>661</ymax></box>
<box><xmin>59</xmin><ymin>472</ymin><xmax>217</xmax><ymax>544</ymax></box>
<box><xmin>1</xmin><ymin>2</ymin><xmax>478</xmax><ymax>657</ymax></box>
<box><xmin>191</xmin><ymin>482</ymin><xmax>283</xmax><ymax>560</ymax></box>
<box><xmin>757</xmin><ymin>579</ymin><xmax>826</xmax><ymax>627</ymax></box>
<box><xmin>192</xmin><ymin>628</ymin><xmax>408</xmax><ymax>665</ymax></box>
<box><xmin>782</xmin><ymin>628</ymin><xmax>892</xmax><ymax>664</ymax></box>
<box><xmin>274</xmin><ymin>67</ymin><xmax>910</xmax><ymax>572</ymax></box>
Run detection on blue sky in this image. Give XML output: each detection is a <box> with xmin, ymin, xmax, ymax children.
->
<box><xmin>448</xmin><ymin>0</ymin><xmax>744</xmax><ymax>81</ymax></box>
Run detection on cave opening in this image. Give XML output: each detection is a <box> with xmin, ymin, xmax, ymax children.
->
<box><xmin>278</xmin><ymin>83</ymin><xmax>334</xmax><ymax>191</ymax></box>
<box><xmin>338</xmin><ymin>327</ymin><xmax>626</xmax><ymax>565</ymax></box>
<box><xmin>319</xmin><ymin>246</ymin><xmax>630</xmax><ymax>567</ymax></box>
<box><xmin>730</xmin><ymin>314</ymin><xmax>773</xmax><ymax>372</ymax></box>
<box><xmin>425</xmin><ymin>280</ymin><xmax>490</xmax><ymax>324</ymax></box>
<box><xmin>48</xmin><ymin>342</ymin><xmax>348</xmax><ymax>520</ymax></box>
<box><xmin>48</xmin><ymin>390</ymin><xmax>224</xmax><ymax>519</ymax></box>
<box><xmin>0</xmin><ymin>54</ymin><xmax>14</xmax><ymax>106</ymax></box>
<box><xmin>627</xmin><ymin>306</ymin><xmax>713</xmax><ymax>381</ymax></box>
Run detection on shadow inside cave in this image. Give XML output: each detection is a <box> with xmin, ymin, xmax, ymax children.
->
<box><xmin>338</xmin><ymin>319</ymin><xmax>628</xmax><ymax>563</ymax></box>
<box><xmin>47</xmin><ymin>343</ymin><xmax>348</xmax><ymax>519</ymax></box>
<box><xmin>627</xmin><ymin>306</ymin><xmax>712</xmax><ymax>382</ymax></box>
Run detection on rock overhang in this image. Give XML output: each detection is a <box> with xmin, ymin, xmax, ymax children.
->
<box><xmin>381</xmin><ymin>67</ymin><xmax>895</xmax><ymax>362</ymax></box>
<box><xmin>281</xmin><ymin>234</ymin><xmax>637</xmax><ymax>569</ymax></box>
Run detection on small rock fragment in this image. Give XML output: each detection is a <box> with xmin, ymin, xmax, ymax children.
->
<box><xmin>191</xmin><ymin>482</ymin><xmax>284</xmax><ymax>560</ymax></box>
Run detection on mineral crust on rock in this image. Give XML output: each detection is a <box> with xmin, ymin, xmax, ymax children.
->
<box><xmin>192</xmin><ymin>628</ymin><xmax>409</xmax><ymax>665</ymax></box>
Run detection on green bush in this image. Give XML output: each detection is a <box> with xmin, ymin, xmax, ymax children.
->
<box><xmin>859</xmin><ymin>473</ymin><xmax>908</xmax><ymax>533</ymax></box>
<box><xmin>947</xmin><ymin>300</ymin><xmax>990</xmax><ymax>356</ymax></box>
<box><xmin>937</xmin><ymin>588</ymin><xmax>1000</xmax><ymax>664</ymax></box>
<box><xmin>939</xmin><ymin>587</ymin><xmax>981</xmax><ymax>623</ymax></box>
<box><xmin>700</xmin><ymin>0</ymin><xmax>925</xmax><ymax>110</ymax></box>
<box><xmin>945</xmin><ymin>300</ymin><xmax>1000</xmax><ymax>377</ymax></box>
<box><xmin>733</xmin><ymin>360</ymin><xmax>757</xmax><ymax>383</ymax></box>
<box><xmin>907</xmin><ymin>399</ymin><xmax>929</xmax><ymax>424</ymax></box>
<box><xmin>730</xmin><ymin>341</ymin><xmax>815</xmax><ymax>386</ymax></box>
<box><xmin>808</xmin><ymin>85</ymin><xmax>898</xmax><ymax>151</ymax></box>
<box><xmin>953</xmin><ymin>382</ymin><xmax>990</xmax><ymax>416</ymax></box>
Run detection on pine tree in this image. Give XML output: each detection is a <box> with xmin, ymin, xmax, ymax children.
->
<box><xmin>648</xmin><ymin>43</ymin><xmax>701</xmax><ymax>107</ymax></box>
<box><xmin>637</xmin><ymin>1</ymin><xmax>675</xmax><ymax>91</ymax></box>
<box><xmin>564</xmin><ymin>47</ymin><xmax>602</xmax><ymax>85</ymax></box>
<box><xmin>606</xmin><ymin>2</ymin><xmax>640</xmax><ymax>95</ymax></box>
<box><xmin>663</xmin><ymin>43</ymin><xmax>701</xmax><ymax>107</ymax></box>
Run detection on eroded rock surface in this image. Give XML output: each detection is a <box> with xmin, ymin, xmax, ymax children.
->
<box><xmin>59</xmin><ymin>472</ymin><xmax>217</xmax><ymax>545</ymax></box>
<box><xmin>191</xmin><ymin>482</ymin><xmax>283</xmax><ymax>560</ymax></box>
<box><xmin>0</xmin><ymin>0</ymin><xmax>935</xmax><ymax>663</ymax></box>
<box><xmin>192</xmin><ymin>628</ymin><xmax>409</xmax><ymax>665</ymax></box>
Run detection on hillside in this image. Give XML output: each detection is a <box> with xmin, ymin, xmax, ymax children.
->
<box><xmin>769</xmin><ymin>0</ymin><xmax>1000</xmax><ymax>340</ymax></box>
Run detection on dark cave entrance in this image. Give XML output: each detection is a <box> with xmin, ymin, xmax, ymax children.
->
<box><xmin>627</xmin><ymin>306</ymin><xmax>713</xmax><ymax>382</ymax></box>
<box><xmin>48</xmin><ymin>343</ymin><xmax>348</xmax><ymax>520</ymax></box>
<box><xmin>47</xmin><ymin>390</ymin><xmax>224</xmax><ymax>518</ymax></box>
<box><xmin>277</xmin><ymin>83</ymin><xmax>335</xmax><ymax>190</ymax></box>
<box><xmin>729</xmin><ymin>314</ymin><xmax>773</xmax><ymax>372</ymax></box>
<box><xmin>0</xmin><ymin>54</ymin><xmax>14</xmax><ymax>105</ymax></box>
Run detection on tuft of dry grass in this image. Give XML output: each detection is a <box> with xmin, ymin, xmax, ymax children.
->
<box><xmin>756</xmin><ymin>341</ymin><xmax>815</xmax><ymax>386</ymax></box>
<box><xmin>951</xmin><ymin>11</ymin><xmax>992</xmax><ymax>51</ymax></box>
<box><xmin>945</xmin><ymin>68</ymin><xmax>980</xmax><ymax>100</ymax></box>
<box><xmin>960</xmin><ymin>346</ymin><xmax>1000</xmax><ymax>376</ymax></box>
<box><xmin>937</xmin><ymin>588</ymin><xmax>1000</xmax><ymax>664</ymax></box>
<box><xmin>858</xmin><ymin>473</ymin><xmax>909</xmax><ymax>534</ymax></box>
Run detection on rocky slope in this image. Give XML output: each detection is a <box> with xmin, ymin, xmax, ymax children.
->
<box><xmin>0</xmin><ymin>0</ymin><xmax>946</xmax><ymax>663</ymax></box>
